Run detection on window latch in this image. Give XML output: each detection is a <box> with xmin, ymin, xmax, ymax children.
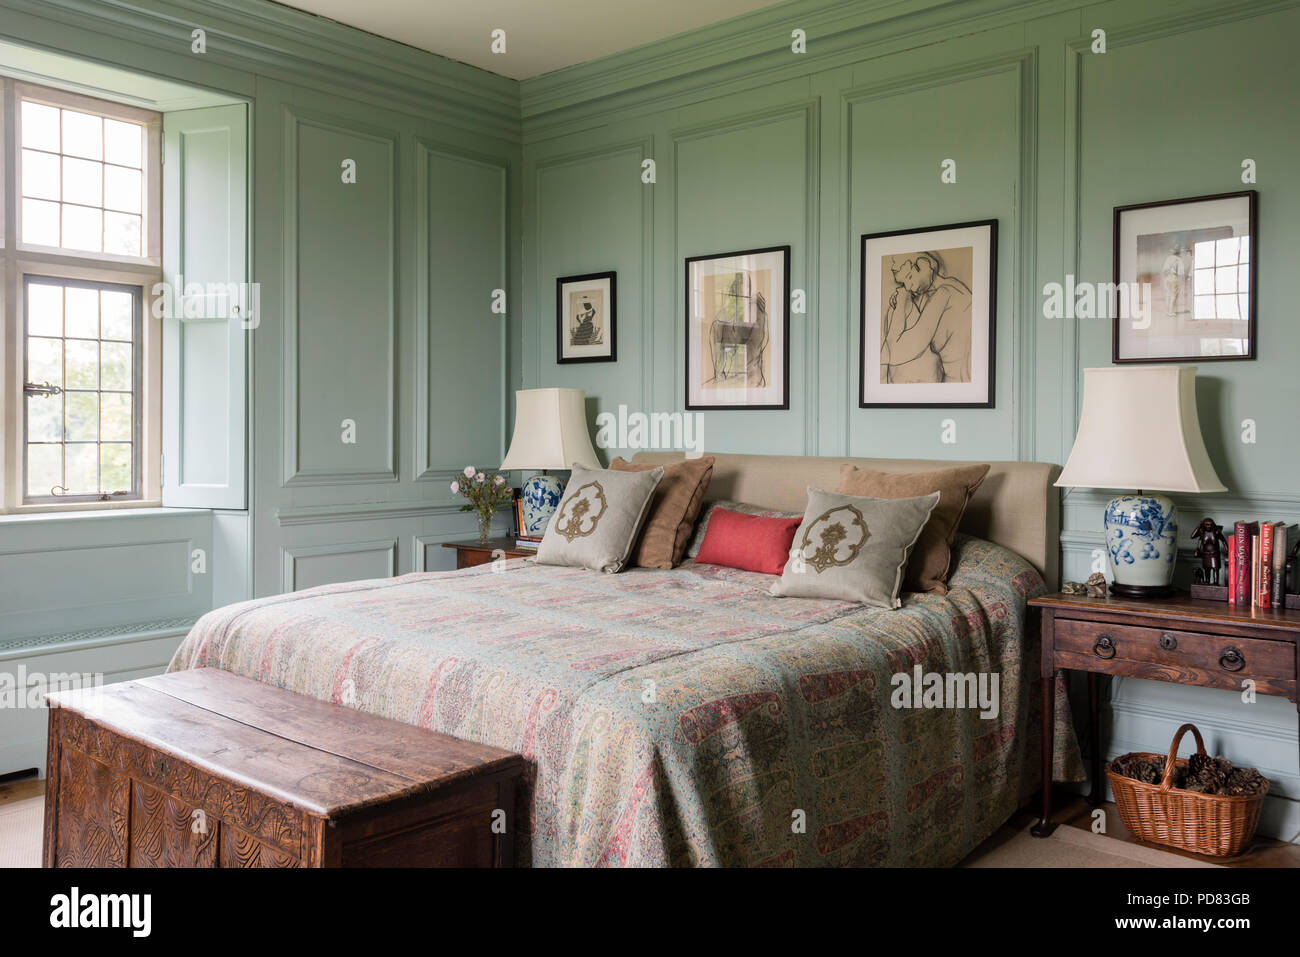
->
<box><xmin>24</xmin><ymin>381</ymin><xmax>63</xmax><ymax>398</ymax></box>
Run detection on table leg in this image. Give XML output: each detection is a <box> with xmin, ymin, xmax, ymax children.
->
<box><xmin>1031</xmin><ymin>670</ymin><xmax>1056</xmax><ymax>837</ymax></box>
<box><xmin>1087</xmin><ymin>671</ymin><xmax>1103</xmax><ymax>806</ymax></box>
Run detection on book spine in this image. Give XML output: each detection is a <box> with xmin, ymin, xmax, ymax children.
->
<box><xmin>1251</xmin><ymin>534</ymin><xmax>1260</xmax><ymax>608</ymax></box>
<box><xmin>1260</xmin><ymin>522</ymin><xmax>1273</xmax><ymax>608</ymax></box>
<box><xmin>1233</xmin><ymin>522</ymin><xmax>1253</xmax><ymax>608</ymax></box>
<box><xmin>1228</xmin><ymin>536</ymin><xmax>1236</xmax><ymax>605</ymax></box>
<box><xmin>1273</xmin><ymin>524</ymin><xmax>1289</xmax><ymax>606</ymax></box>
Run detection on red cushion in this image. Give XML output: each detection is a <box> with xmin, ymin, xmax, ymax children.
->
<box><xmin>693</xmin><ymin>508</ymin><xmax>801</xmax><ymax>576</ymax></box>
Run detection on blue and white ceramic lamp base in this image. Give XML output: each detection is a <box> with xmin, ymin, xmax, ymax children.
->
<box><xmin>520</xmin><ymin>474</ymin><xmax>565</xmax><ymax>538</ymax></box>
<box><xmin>1105</xmin><ymin>493</ymin><xmax>1178</xmax><ymax>598</ymax></box>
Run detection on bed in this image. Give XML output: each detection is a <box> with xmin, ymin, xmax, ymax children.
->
<box><xmin>169</xmin><ymin>453</ymin><xmax>1083</xmax><ymax>866</ymax></box>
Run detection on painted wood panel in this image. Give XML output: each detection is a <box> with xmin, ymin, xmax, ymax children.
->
<box><xmin>283</xmin><ymin>111</ymin><xmax>397</xmax><ymax>485</ymax></box>
<box><xmin>417</xmin><ymin>144</ymin><xmax>508</xmax><ymax>479</ymax></box>
<box><xmin>281</xmin><ymin>539</ymin><xmax>397</xmax><ymax>592</ymax></box>
<box><xmin>531</xmin><ymin>141</ymin><xmax>650</xmax><ymax>460</ymax></box>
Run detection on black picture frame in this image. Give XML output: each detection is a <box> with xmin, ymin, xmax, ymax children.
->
<box><xmin>556</xmin><ymin>271</ymin><xmax>617</xmax><ymax>364</ymax></box>
<box><xmin>684</xmin><ymin>244</ymin><xmax>791</xmax><ymax>411</ymax></box>
<box><xmin>1112</xmin><ymin>189</ymin><xmax>1257</xmax><ymax>363</ymax></box>
<box><xmin>858</xmin><ymin>219</ymin><xmax>997</xmax><ymax>409</ymax></box>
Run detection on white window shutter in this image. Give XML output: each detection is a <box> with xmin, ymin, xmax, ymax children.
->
<box><xmin>161</xmin><ymin>105</ymin><xmax>248</xmax><ymax>509</ymax></box>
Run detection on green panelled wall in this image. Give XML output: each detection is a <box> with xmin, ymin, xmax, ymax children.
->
<box><xmin>0</xmin><ymin>0</ymin><xmax>521</xmax><ymax>773</ymax></box>
<box><xmin>518</xmin><ymin>0</ymin><xmax>1300</xmax><ymax>839</ymax></box>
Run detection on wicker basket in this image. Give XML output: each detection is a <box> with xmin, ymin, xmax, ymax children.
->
<box><xmin>1106</xmin><ymin>723</ymin><xmax>1268</xmax><ymax>858</ymax></box>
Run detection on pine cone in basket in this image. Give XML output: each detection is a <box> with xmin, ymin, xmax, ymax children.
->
<box><xmin>1186</xmin><ymin>752</ymin><xmax>1229</xmax><ymax>793</ymax></box>
<box><xmin>1223</xmin><ymin>767</ymin><xmax>1267</xmax><ymax>797</ymax></box>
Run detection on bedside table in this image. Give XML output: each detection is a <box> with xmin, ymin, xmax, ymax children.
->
<box><xmin>1028</xmin><ymin>591</ymin><xmax>1300</xmax><ymax>837</ymax></box>
<box><xmin>442</xmin><ymin>538</ymin><xmax>535</xmax><ymax>570</ymax></box>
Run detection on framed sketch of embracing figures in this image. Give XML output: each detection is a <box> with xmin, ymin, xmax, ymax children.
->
<box><xmin>859</xmin><ymin>220</ymin><xmax>996</xmax><ymax>408</ymax></box>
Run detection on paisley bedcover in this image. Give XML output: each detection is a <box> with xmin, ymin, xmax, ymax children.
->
<box><xmin>169</xmin><ymin>534</ymin><xmax>1082</xmax><ymax>866</ymax></box>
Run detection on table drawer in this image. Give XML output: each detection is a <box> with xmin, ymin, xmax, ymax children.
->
<box><xmin>1054</xmin><ymin>617</ymin><xmax>1296</xmax><ymax>697</ymax></box>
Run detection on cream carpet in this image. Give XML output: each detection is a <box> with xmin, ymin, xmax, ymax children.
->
<box><xmin>962</xmin><ymin>822</ymin><xmax>1222</xmax><ymax>868</ymax></box>
<box><xmin>0</xmin><ymin>796</ymin><xmax>42</xmax><ymax>868</ymax></box>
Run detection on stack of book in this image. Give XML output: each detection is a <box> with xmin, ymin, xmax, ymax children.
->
<box><xmin>513</xmin><ymin>493</ymin><xmax>542</xmax><ymax>552</ymax></box>
<box><xmin>1228</xmin><ymin>521</ymin><xmax>1297</xmax><ymax>608</ymax></box>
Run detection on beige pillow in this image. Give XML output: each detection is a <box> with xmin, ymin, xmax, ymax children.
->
<box><xmin>610</xmin><ymin>456</ymin><xmax>715</xmax><ymax>568</ymax></box>
<box><xmin>771</xmin><ymin>487</ymin><xmax>939</xmax><ymax>609</ymax></box>
<box><xmin>836</xmin><ymin>463</ymin><xmax>990</xmax><ymax>595</ymax></box>
<box><xmin>535</xmin><ymin>463</ymin><xmax>664</xmax><ymax>573</ymax></box>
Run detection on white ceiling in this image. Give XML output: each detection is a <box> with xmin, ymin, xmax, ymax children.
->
<box><xmin>271</xmin><ymin>0</ymin><xmax>789</xmax><ymax>80</ymax></box>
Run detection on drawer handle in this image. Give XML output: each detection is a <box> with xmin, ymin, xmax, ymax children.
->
<box><xmin>1093</xmin><ymin>634</ymin><xmax>1116</xmax><ymax>659</ymax></box>
<box><xmin>1159</xmin><ymin>632</ymin><xmax>1178</xmax><ymax>651</ymax></box>
<box><xmin>1219</xmin><ymin>647</ymin><xmax>1245</xmax><ymax>672</ymax></box>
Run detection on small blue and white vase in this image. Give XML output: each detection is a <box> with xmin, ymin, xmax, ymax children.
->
<box><xmin>1104</xmin><ymin>493</ymin><xmax>1178</xmax><ymax>597</ymax></box>
<box><xmin>520</xmin><ymin>474</ymin><xmax>565</xmax><ymax>538</ymax></box>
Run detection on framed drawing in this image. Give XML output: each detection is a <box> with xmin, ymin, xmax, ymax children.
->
<box><xmin>685</xmin><ymin>245</ymin><xmax>790</xmax><ymax>410</ymax></box>
<box><xmin>556</xmin><ymin>271</ymin><xmax>616</xmax><ymax>364</ymax></box>
<box><xmin>1113</xmin><ymin>190</ymin><xmax>1256</xmax><ymax>363</ymax></box>
<box><xmin>860</xmin><ymin>220</ymin><xmax>996</xmax><ymax>408</ymax></box>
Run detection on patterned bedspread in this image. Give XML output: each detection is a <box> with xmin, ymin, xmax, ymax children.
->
<box><xmin>169</xmin><ymin>535</ymin><xmax>1081</xmax><ymax>866</ymax></box>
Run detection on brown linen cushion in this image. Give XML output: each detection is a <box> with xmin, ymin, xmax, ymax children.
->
<box><xmin>610</xmin><ymin>455</ymin><xmax>715</xmax><ymax>568</ymax></box>
<box><xmin>836</xmin><ymin>463</ymin><xmax>991</xmax><ymax>595</ymax></box>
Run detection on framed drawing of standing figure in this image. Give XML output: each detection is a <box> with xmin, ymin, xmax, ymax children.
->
<box><xmin>557</xmin><ymin>271</ymin><xmax>616</xmax><ymax>363</ymax></box>
<box><xmin>1112</xmin><ymin>190</ymin><xmax>1256</xmax><ymax>362</ymax></box>
<box><xmin>685</xmin><ymin>245</ymin><xmax>790</xmax><ymax>410</ymax></box>
<box><xmin>859</xmin><ymin>220</ymin><xmax>996</xmax><ymax>408</ymax></box>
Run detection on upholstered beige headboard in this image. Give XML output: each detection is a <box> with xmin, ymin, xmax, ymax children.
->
<box><xmin>629</xmin><ymin>452</ymin><xmax>1061</xmax><ymax>587</ymax></box>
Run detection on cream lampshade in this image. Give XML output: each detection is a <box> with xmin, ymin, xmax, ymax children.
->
<box><xmin>1057</xmin><ymin>366</ymin><xmax>1226</xmax><ymax>598</ymax></box>
<box><xmin>501</xmin><ymin>388</ymin><xmax>600</xmax><ymax>536</ymax></box>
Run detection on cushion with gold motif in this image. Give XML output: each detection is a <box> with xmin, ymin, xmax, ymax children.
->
<box><xmin>535</xmin><ymin>463</ymin><xmax>664</xmax><ymax>573</ymax></box>
<box><xmin>771</xmin><ymin>486</ymin><xmax>939</xmax><ymax>608</ymax></box>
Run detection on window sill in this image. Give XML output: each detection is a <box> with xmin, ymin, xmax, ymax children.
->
<box><xmin>0</xmin><ymin>503</ymin><xmax>210</xmax><ymax>525</ymax></box>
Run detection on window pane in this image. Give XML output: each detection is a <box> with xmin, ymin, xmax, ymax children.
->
<box><xmin>104</xmin><ymin>165</ymin><xmax>141</xmax><ymax>213</ymax></box>
<box><xmin>1215</xmin><ymin>265</ymin><xmax>1238</xmax><ymax>294</ymax></box>
<box><xmin>1216</xmin><ymin>237</ymin><xmax>1239</xmax><ymax>265</ymax></box>
<box><xmin>62</xmin><ymin>156</ymin><xmax>103</xmax><ymax>206</ymax></box>
<box><xmin>28</xmin><ymin>337</ymin><xmax>63</xmax><ymax>386</ymax></box>
<box><xmin>1194</xmin><ymin>295</ymin><xmax>1216</xmax><ymax>320</ymax></box>
<box><xmin>27</xmin><ymin>444</ymin><xmax>62</xmax><ymax>497</ymax></box>
<box><xmin>65</xmin><ymin>287</ymin><xmax>99</xmax><ymax>338</ymax></box>
<box><xmin>1193</xmin><ymin>268</ymin><xmax>1213</xmax><ymax>296</ymax></box>
<box><xmin>101</xmin><ymin>443</ymin><xmax>132</xmax><ymax>491</ymax></box>
<box><xmin>104</xmin><ymin>119</ymin><xmax>142</xmax><ymax>168</ymax></box>
<box><xmin>21</xmin><ymin>149</ymin><xmax>60</xmax><ymax>200</ymax></box>
<box><xmin>21</xmin><ymin>101</ymin><xmax>61</xmax><ymax>151</ymax></box>
<box><xmin>101</xmin><ymin>292</ymin><xmax>133</xmax><ymax>340</ymax></box>
<box><xmin>101</xmin><ymin>341</ymin><xmax>132</xmax><ymax>391</ymax></box>
<box><xmin>22</xmin><ymin>198</ymin><xmax>61</xmax><ymax>246</ymax></box>
<box><xmin>62</xmin><ymin>110</ymin><xmax>102</xmax><ymax>161</ymax></box>
<box><xmin>61</xmin><ymin>204</ymin><xmax>102</xmax><ymax>252</ymax></box>
<box><xmin>27</xmin><ymin>283</ymin><xmax>63</xmax><ymax>336</ymax></box>
<box><xmin>65</xmin><ymin>339</ymin><xmax>99</xmax><ymax>389</ymax></box>
<box><xmin>27</xmin><ymin>395</ymin><xmax>63</xmax><ymax>442</ymax></box>
<box><xmin>103</xmin><ymin>212</ymin><xmax>142</xmax><ymax>257</ymax></box>
<box><xmin>65</xmin><ymin>391</ymin><xmax>98</xmax><ymax>442</ymax></box>
<box><xmin>101</xmin><ymin>393</ymin><xmax>132</xmax><ymax>441</ymax></box>
<box><xmin>65</xmin><ymin>443</ymin><xmax>98</xmax><ymax>493</ymax></box>
<box><xmin>1216</xmin><ymin>294</ymin><xmax>1239</xmax><ymax>320</ymax></box>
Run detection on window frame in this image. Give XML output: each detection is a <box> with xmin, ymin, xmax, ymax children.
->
<box><xmin>1</xmin><ymin>77</ymin><xmax>163</xmax><ymax>513</ymax></box>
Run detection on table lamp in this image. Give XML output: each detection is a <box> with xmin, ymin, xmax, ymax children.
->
<box><xmin>1056</xmin><ymin>366</ymin><xmax>1226</xmax><ymax>598</ymax></box>
<box><xmin>500</xmin><ymin>388</ymin><xmax>601</xmax><ymax>537</ymax></box>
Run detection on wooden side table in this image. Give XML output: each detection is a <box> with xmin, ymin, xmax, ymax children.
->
<box><xmin>1028</xmin><ymin>591</ymin><xmax>1300</xmax><ymax>837</ymax></box>
<box><xmin>442</xmin><ymin>538</ymin><xmax>534</xmax><ymax>570</ymax></box>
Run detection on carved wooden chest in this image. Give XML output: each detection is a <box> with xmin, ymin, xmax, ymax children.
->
<box><xmin>43</xmin><ymin>668</ymin><xmax>524</xmax><ymax>867</ymax></box>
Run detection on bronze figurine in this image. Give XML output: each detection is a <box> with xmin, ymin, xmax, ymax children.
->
<box><xmin>1190</xmin><ymin>517</ymin><xmax>1229</xmax><ymax>586</ymax></box>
